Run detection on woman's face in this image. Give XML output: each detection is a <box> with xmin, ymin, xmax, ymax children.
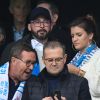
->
<box><xmin>10</xmin><ymin>2</ymin><xmax>30</xmax><ymax>23</ymax></box>
<box><xmin>71</xmin><ymin>26</ymin><xmax>93</xmax><ymax>52</ymax></box>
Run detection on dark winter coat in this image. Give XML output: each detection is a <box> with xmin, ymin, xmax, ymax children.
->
<box><xmin>22</xmin><ymin>67</ymin><xmax>91</xmax><ymax>100</ymax></box>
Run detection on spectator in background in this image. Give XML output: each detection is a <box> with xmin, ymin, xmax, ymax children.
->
<box><xmin>36</xmin><ymin>0</ymin><xmax>59</xmax><ymax>27</ymax></box>
<box><xmin>0</xmin><ymin>42</ymin><xmax>36</xmax><ymax>100</ymax></box>
<box><xmin>0</xmin><ymin>25</ymin><xmax>6</xmax><ymax>60</ymax></box>
<box><xmin>24</xmin><ymin>7</ymin><xmax>52</xmax><ymax>75</ymax></box>
<box><xmin>6</xmin><ymin>0</ymin><xmax>31</xmax><ymax>42</ymax></box>
<box><xmin>68</xmin><ymin>15</ymin><xmax>100</xmax><ymax>100</ymax></box>
<box><xmin>36</xmin><ymin>0</ymin><xmax>75</xmax><ymax>63</ymax></box>
<box><xmin>0</xmin><ymin>27</ymin><xmax>6</xmax><ymax>44</ymax></box>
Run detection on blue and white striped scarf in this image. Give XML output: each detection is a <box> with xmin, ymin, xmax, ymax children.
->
<box><xmin>0</xmin><ymin>62</ymin><xmax>25</xmax><ymax>100</ymax></box>
<box><xmin>70</xmin><ymin>43</ymin><xmax>98</xmax><ymax>67</ymax></box>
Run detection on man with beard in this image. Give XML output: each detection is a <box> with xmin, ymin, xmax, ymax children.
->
<box><xmin>1</xmin><ymin>7</ymin><xmax>52</xmax><ymax>75</ymax></box>
<box><xmin>36</xmin><ymin>0</ymin><xmax>75</xmax><ymax>63</ymax></box>
<box><xmin>25</xmin><ymin>7</ymin><xmax>52</xmax><ymax>75</ymax></box>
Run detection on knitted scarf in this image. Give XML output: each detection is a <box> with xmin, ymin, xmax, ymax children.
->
<box><xmin>0</xmin><ymin>62</ymin><xmax>25</xmax><ymax>100</ymax></box>
<box><xmin>70</xmin><ymin>43</ymin><xmax>98</xmax><ymax>67</ymax></box>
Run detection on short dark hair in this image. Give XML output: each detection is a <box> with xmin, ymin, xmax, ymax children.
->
<box><xmin>43</xmin><ymin>41</ymin><xmax>66</xmax><ymax>56</ymax></box>
<box><xmin>9</xmin><ymin>41</ymin><xmax>37</xmax><ymax>60</ymax></box>
<box><xmin>37</xmin><ymin>0</ymin><xmax>59</xmax><ymax>15</ymax></box>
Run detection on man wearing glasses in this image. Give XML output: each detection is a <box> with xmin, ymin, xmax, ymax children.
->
<box><xmin>0</xmin><ymin>42</ymin><xmax>37</xmax><ymax>100</ymax></box>
<box><xmin>22</xmin><ymin>41</ymin><xmax>91</xmax><ymax>100</ymax></box>
<box><xmin>1</xmin><ymin>7</ymin><xmax>52</xmax><ymax>76</ymax></box>
<box><xmin>26</xmin><ymin>7</ymin><xmax>52</xmax><ymax>75</ymax></box>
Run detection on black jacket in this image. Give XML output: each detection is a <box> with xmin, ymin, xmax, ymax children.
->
<box><xmin>22</xmin><ymin>67</ymin><xmax>91</xmax><ymax>100</ymax></box>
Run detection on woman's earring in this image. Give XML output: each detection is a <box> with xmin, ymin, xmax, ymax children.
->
<box><xmin>93</xmin><ymin>40</ymin><xmax>96</xmax><ymax>45</ymax></box>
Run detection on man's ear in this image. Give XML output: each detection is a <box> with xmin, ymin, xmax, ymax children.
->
<box><xmin>28</xmin><ymin>24</ymin><xmax>31</xmax><ymax>31</ymax></box>
<box><xmin>64</xmin><ymin>54</ymin><xmax>67</xmax><ymax>63</ymax></box>
<box><xmin>10</xmin><ymin>57</ymin><xmax>16</xmax><ymax>63</ymax></box>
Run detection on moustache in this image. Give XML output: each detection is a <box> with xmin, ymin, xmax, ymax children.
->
<box><xmin>37</xmin><ymin>29</ymin><xmax>47</xmax><ymax>33</ymax></box>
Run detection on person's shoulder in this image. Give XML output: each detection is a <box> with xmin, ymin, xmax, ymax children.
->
<box><xmin>95</xmin><ymin>48</ymin><xmax>100</xmax><ymax>54</ymax></box>
<box><xmin>69</xmin><ymin>73</ymin><xmax>88</xmax><ymax>84</ymax></box>
<box><xmin>26</xmin><ymin>75</ymin><xmax>41</xmax><ymax>84</ymax></box>
<box><xmin>27</xmin><ymin>75</ymin><xmax>39</xmax><ymax>81</ymax></box>
<box><xmin>90</xmin><ymin>47</ymin><xmax>100</xmax><ymax>61</ymax></box>
<box><xmin>5</xmin><ymin>42</ymin><xmax>15</xmax><ymax>48</ymax></box>
<box><xmin>22</xmin><ymin>34</ymin><xmax>32</xmax><ymax>41</ymax></box>
<box><xmin>25</xmin><ymin>75</ymin><xmax>44</xmax><ymax>90</ymax></box>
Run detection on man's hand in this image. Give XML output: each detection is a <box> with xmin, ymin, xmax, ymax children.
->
<box><xmin>54</xmin><ymin>95</ymin><xmax>67</xmax><ymax>100</ymax></box>
<box><xmin>42</xmin><ymin>96</ymin><xmax>67</xmax><ymax>100</ymax></box>
<box><xmin>42</xmin><ymin>97</ymin><xmax>53</xmax><ymax>100</ymax></box>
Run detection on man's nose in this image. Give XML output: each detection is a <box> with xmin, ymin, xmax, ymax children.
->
<box><xmin>29</xmin><ymin>64</ymin><xmax>34</xmax><ymax>70</ymax></box>
<box><xmin>52</xmin><ymin>60</ymin><xmax>56</xmax><ymax>65</ymax></box>
<box><xmin>40</xmin><ymin>22</ymin><xmax>45</xmax><ymax>28</ymax></box>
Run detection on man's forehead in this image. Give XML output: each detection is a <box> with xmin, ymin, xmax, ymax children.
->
<box><xmin>44</xmin><ymin>47</ymin><xmax>63</xmax><ymax>54</ymax></box>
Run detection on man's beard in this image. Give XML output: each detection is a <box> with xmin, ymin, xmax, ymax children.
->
<box><xmin>33</xmin><ymin>29</ymin><xmax>49</xmax><ymax>40</ymax></box>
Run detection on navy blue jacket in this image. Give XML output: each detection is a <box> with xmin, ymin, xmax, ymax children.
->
<box><xmin>22</xmin><ymin>67</ymin><xmax>91</xmax><ymax>100</ymax></box>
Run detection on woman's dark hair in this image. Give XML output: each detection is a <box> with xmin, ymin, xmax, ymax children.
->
<box><xmin>69</xmin><ymin>14</ymin><xmax>97</xmax><ymax>43</ymax></box>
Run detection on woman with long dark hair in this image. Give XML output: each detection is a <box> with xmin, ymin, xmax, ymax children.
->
<box><xmin>68</xmin><ymin>15</ymin><xmax>100</xmax><ymax>100</ymax></box>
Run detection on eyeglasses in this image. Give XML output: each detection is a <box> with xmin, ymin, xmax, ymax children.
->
<box><xmin>44</xmin><ymin>57</ymin><xmax>64</xmax><ymax>64</ymax></box>
<box><xmin>30</xmin><ymin>20</ymin><xmax>51</xmax><ymax>27</ymax></box>
<box><xmin>14</xmin><ymin>57</ymin><xmax>36</xmax><ymax>66</ymax></box>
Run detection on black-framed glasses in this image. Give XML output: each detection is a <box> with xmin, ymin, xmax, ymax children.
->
<box><xmin>44</xmin><ymin>57</ymin><xmax>64</xmax><ymax>64</ymax></box>
<box><xmin>30</xmin><ymin>20</ymin><xmax>51</xmax><ymax>27</ymax></box>
<box><xmin>14</xmin><ymin>57</ymin><xmax>36</xmax><ymax>66</ymax></box>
